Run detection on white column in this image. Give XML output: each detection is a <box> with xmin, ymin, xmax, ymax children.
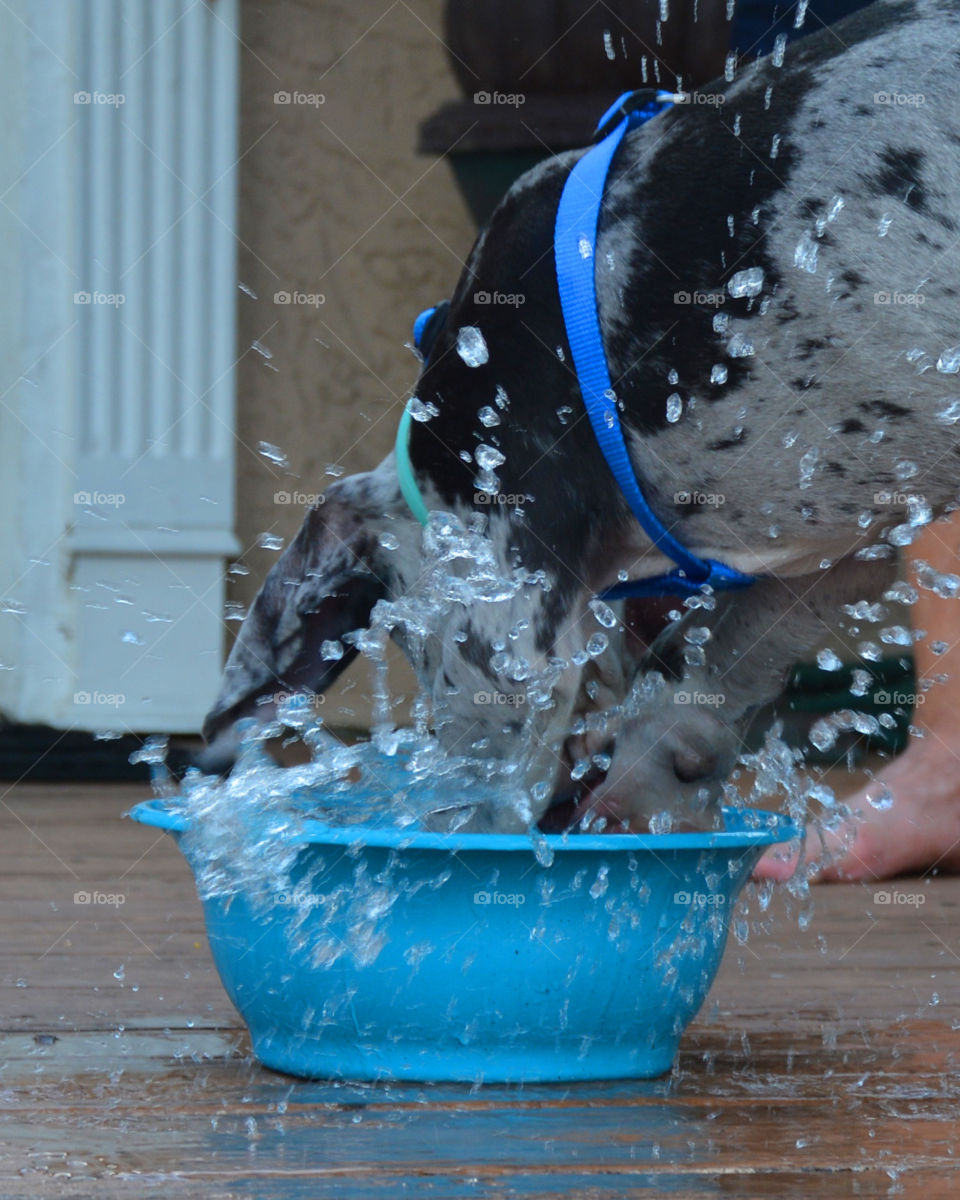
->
<box><xmin>0</xmin><ymin>0</ymin><xmax>241</xmax><ymax>734</ymax></box>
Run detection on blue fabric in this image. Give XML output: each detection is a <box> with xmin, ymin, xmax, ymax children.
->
<box><xmin>553</xmin><ymin>90</ymin><xmax>756</xmax><ymax>600</ymax></box>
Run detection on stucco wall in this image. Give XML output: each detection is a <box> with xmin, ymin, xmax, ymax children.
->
<box><xmin>233</xmin><ymin>0</ymin><xmax>475</xmax><ymax>725</ymax></box>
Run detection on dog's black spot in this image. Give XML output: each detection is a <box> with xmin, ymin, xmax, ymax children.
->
<box><xmin>866</xmin><ymin>146</ymin><xmax>931</xmax><ymax>214</ymax></box>
<box><xmin>826</xmin><ymin>462</ymin><xmax>847</xmax><ymax>476</ymax></box>
<box><xmin>840</xmin><ymin>269</ymin><xmax>865</xmax><ymax>289</ymax></box>
<box><xmin>836</xmin><ymin>418</ymin><xmax>866</xmax><ymax>434</ymax></box>
<box><xmin>791</xmin><ymin>376</ymin><xmax>822</xmax><ymax>391</ymax></box>
<box><xmin>798</xmin><ymin>198</ymin><xmax>824</xmax><ymax>219</ymax></box>
<box><xmin>861</xmin><ymin>398</ymin><xmax>911</xmax><ymax>419</ymax></box>
<box><xmin>460</xmin><ymin>626</ymin><xmax>493</xmax><ymax>676</ymax></box>
<box><xmin>707</xmin><ymin>430</ymin><xmax>746</xmax><ymax>451</ymax></box>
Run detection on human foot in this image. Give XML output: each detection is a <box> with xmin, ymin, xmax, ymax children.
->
<box><xmin>754</xmin><ymin>730</ymin><xmax>960</xmax><ymax>883</ymax></box>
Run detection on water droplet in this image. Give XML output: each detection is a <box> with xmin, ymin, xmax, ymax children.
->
<box><xmin>258</xmin><ymin>441</ymin><xmax>289</xmax><ymax>469</ymax></box>
<box><xmin>121</xmin><ymin>631</ymin><xmax>144</xmax><ymax>645</ymax></box>
<box><xmin>866</xmin><ymin>784</ymin><xmax>894</xmax><ymax>811</ymax></box>
<box><xmin>378</xmin><ymin>531</ymin><xmax>400</xmax><ymax>551</ymax></box>
<box><xmin>589</xmin><ymin>598</ymin><xmax>618</xmax><ymax>628</ymax></box>
<box><xmin>770</xmin><ymin>133</ymin><xmax>781</xmax><ymax>159</ymax></box>
<box><xmin>727</xmin><ymin>332</ymin><xmax>755</xmax><ymax>358</ymax></box>
<box><xmin>257</xmin><ymin>532</ymin><xmax>284</xmax><ymax>551</ymax></box>
<box><xmin>602</xmin><ymin>29</ymin><xmax>615</xmax><ymax>59</ymax></box>
<box><xmin>937</xmin><ymin>346</ymin><xmax>960</xmax><ymax>374</ymax></box>
<box><xmin>877</xmin><ymin>213</ymin><xmax>893</xmax><ymax>238</ymax></box>
<box><xmin>771</xmin><ymin>32</ymin><xmax>787</xmax><ymax>66</ymax></box>
<box><xmin>799</xmin><ymin>447</ymin><xmax>819</xmax><ymax>489</ymax></box>
<box><xmin>408</xmin><ymin>396</ymin><xmax>438</xmax><ymax>423</ymax></box>
<box><xmin>456</xmin><ymin>326</ymin><xmax>489</xmax><ymax>367</ymax></box>
<box><xmin>113</xmin><ymin>965</ymin><xmax>125</xmax><ymax>982</ymax></box>
<box><xmin>556</xmin><ymin>406</ymin><xmax>573</xmax><ymax>425</ymax></box>
<box><xmin>478</xmin><ymin>405</ymin><xmax>500</xmax><ymax>427</ymax></box>
<box><xmin>936</xmin><ymin>399</ymin><xmax>960</xmax><ymax>424</ymax></box>
<box><xmin>666</xmin><ymin>392</ymin><xmax>683</xmax><ymax>423</ymax></box>
<box><xmin>586</xmin><ymin>633</ymin><xmax>609</xmax><ymax>657</ymax></box>
<box><xmin>321</xmin><ymin>639</ymin><xmax>343</xmax><ymax>661</ymax></box>
<box><xmin>816</xmin><ymin>649</ymin><xmax>843</xmax><ymax>671</ymax></box>
<box><xmin>710</xmin><ymin>364</ymin><xmax>728</xmax><ymax>385</ymax></box>
<box><xmin>238</xmin><ymin>282</ymin><xmax>258</xmax><ymax>298</ymax></box>
<box><xmin>577</xmin><ymin>235</ymin><xmax>593</xmax><ymax>261</ymax></box>
<box><xmin>251</xmin><ymin>339</ymin><xmax>273</xmax><ymax>360</ymax></box>
<box><xmin>794</xmin><ymin>232</ymin><xmax>819</xmax><ymax>273</ymax></box>
<box><xmin>728</xmin><ymin>267</ymin><xmax>764</xmax><ymax>298</ymax></box>
<box><xmin>475</xmin><ymin>444</ymin><xmax>505</xmax><ymax>471</ymax></box>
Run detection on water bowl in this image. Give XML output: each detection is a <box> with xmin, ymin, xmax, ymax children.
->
<box><xmin>130</xmin><ymin>797</ymin><xmax>798</xmax><ymax>1083</ymax></box>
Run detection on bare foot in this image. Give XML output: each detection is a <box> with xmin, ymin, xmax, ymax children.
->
<box><xmin>754</xmin><ymin>729</ymin><xmax>960</xmax><ymax>883</ymax></box>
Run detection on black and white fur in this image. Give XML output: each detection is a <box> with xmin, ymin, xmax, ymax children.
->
<box><xmin>204</xmin><ymin>1</ymin><xmax>960</xmax><ymax>831</ymax></box>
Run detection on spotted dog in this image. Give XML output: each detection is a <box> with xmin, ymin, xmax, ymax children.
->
<box><xmin>204</xmin><ymin>0</ymin><xmax>960</xmax><ymax>831</ymax></box>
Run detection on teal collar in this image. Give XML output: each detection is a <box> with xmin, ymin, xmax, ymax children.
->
<box><xmin>395</xmin><ymin>400</ymin><xmax>429</xmax><ymax>527</ymax></box>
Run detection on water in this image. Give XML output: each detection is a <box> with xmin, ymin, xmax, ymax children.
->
<box><xmin>456</xmin><ymin>327</ymin><xmax>489</xmax><ymax>367</ymax></box>
<box><xmin>727</xmin><ymin>268</ymin><xmax>764</xmax><ymax>299</ymax></box>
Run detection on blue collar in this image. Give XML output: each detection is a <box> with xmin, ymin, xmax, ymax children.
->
<box><xmin>553</xmin><ymin>89</ymin><xmax>755</xmax><ymax>600</ymax></box>
<box><xmin>402</xmin><ymin>89</ymin><xmax>756</xmax><ymax>601</ymax></box>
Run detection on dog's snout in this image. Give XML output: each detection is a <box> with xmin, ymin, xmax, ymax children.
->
<box><xmin>673</xmin><ymin>743</ymin><xmax>718</xmax><ymax>784</ymax></box>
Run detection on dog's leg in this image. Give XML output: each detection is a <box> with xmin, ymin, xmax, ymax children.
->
<box><xmin>591</xmin><ymin>555</ymin><xmax>901</xmax><ymax>829</ymax></box>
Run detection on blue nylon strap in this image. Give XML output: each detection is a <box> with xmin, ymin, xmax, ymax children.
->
<box><xmin>554</xmin><ymin>90</ymin><xmax>756</xmax><ymax>599</ymax></box>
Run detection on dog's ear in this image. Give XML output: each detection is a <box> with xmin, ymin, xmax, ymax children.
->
<box><xmin>200</xmin><ymin>470</ymin><xmax>400</xmax><ymax>768</ymax></box>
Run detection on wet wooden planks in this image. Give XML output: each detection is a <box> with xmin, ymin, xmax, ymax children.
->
<box><xmin>2</xmin><ymin>784</ymin><xmax>960</xmax><ymax>1197</ymax></box>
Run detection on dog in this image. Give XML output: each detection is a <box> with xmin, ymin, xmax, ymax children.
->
<box><xmin>203</xmin><ymin>0</ymin><xmax>960</xmax><ymax>833</ymax></box>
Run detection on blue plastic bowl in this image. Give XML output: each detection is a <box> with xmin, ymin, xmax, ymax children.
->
<box><xmin>130</xmin><ymin>799</ymin><xmax>798</xmax><ymax>1082</ymax></box>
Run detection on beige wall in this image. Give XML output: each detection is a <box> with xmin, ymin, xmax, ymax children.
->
<box><xmin>233</xmin><ymin>0</ymin><xmax>475</xmax><ymax>725</ymax></box>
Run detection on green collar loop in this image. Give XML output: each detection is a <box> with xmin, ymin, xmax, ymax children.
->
<box><xmin>395</xmin><ymin>400</ymin><xmax>429</xmax><ymax>527</ymax></box>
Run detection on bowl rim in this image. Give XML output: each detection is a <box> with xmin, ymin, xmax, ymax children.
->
<box><xmin>128</xmin><ymin>798</ymin><xmax>801</xmax><ymax>853</ymax></box>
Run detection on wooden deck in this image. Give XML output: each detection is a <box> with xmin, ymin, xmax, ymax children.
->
<box><xmin>2</xmin><ymin>783</ymin><xmax>960</xmax><ymax>1198</ymax></box>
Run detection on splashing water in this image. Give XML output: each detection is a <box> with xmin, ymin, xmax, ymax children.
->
<box><xmin>456</xmin><ymin>327</ymin><xmax>489</xmax><ymax>367</ymax></box>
